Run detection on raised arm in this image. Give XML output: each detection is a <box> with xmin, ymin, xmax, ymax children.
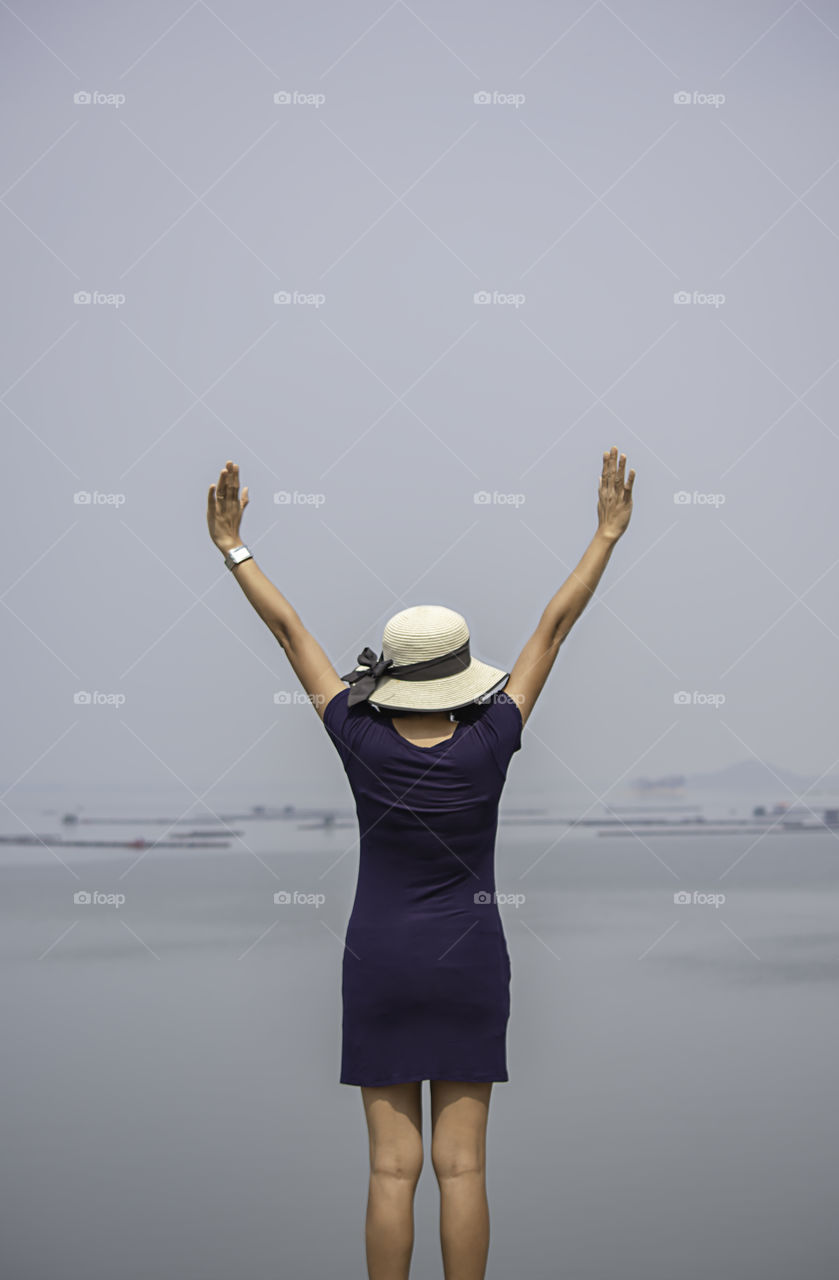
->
<box><xmin>505</xmin><ymin>447</ymin><xmax>635</xmax><ymax>728</ymax></box>
<box><xmin>207</xmin><ymin>460</ymin><xmax>345</xmax><ymax>720</ymax></box>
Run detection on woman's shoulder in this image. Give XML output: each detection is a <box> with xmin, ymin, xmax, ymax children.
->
<box><xmin>459</xmin><ymin>689</ymin><xmax>523</xmax><ymax>748</ymax></box>
<box><xmin>323</xmin><ymin>686</ymin><xmax>386</xmax><ymax>733</ymax></box>
<box><xmin>456</xmin><ymin>688</ymin><xmax>517</xmax><ymax>722</ymax></box>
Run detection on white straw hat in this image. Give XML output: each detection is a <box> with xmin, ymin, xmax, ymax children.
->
<box><xmin>340</xmin><ymin>605</ymin><xmax>509</xmax><ymax>712</ymax></box>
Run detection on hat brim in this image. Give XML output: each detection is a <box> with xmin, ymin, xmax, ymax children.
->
<box><xmin>365</xmin><ymin>658</ymin><xmax>510</xmax><ymax>712</ymax></box>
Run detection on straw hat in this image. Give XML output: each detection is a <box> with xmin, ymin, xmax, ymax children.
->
<box><xmin>340</xmin><ymin>605</ymin><xmax>509</xmax><ymax>712</ymax></box>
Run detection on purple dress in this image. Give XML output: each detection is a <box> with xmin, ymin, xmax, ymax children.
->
<box><xmin>322</xmin><ymin>686</ymin><xmax>524</xmax><ymax>1086</ymax></box>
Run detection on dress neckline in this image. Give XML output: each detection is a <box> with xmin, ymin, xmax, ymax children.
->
<box><xmin>385</xmin><ymin>716</ymin><xmax>463</xmax><ymax>751</ymax></box>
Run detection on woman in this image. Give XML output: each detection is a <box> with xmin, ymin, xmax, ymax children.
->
<box><xmin>207</xmin><ymin>447</ymin><xmax>635</xmax><ymax>1280</ymax></box>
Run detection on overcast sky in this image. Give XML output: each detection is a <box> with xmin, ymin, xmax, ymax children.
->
<box><xmin>3</xmin><ymin>0</ymin><xmax>838</xmax><ymax>810</ymax></box>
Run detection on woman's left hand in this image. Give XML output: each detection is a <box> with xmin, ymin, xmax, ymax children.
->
<box><xmin>597</xmin><ymin>446</ymin><xmax>634</xmax><ymax>541</ymax></box>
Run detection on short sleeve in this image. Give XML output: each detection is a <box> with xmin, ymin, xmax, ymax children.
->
<box><xmin>477</xmin><ymin>691</ymin><xmax>524</xmax><ymax>779</ymax></box>
<box><xmin>322</xmin><ymin>686</ymin><xmax>354</xmax><ymax>767</ymax></box>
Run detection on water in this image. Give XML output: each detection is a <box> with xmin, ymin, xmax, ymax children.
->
<box><xmin>1</xmin><ymin>797</ymin><xmax>838</xmax><ymax>1278</ymax></box>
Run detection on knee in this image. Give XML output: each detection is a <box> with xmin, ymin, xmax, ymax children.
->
<box><xmin>431</xmin><ymin>1142</ymin><xmax>485</xmax><ymax>1183</ymax></box>
<box><xmin>370</xmin><ymin>1140</ymin><xmax>424</xmax><ymax>1185</ymax></box>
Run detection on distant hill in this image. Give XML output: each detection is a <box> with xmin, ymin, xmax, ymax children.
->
<box><xmin>685</xmin><ymin>760</ymin><xmax>833</xmax><ymax>792</ymax></box>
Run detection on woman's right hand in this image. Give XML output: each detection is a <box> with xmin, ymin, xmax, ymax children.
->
<box><xmin>207</xmin><ymin>460</ymin><xmax>249</xmax><ymax>553</ymax></box>
<box><xmin>597</xmin><ymin>446</ymin><xmax>634</xmax><ymax>541</ymax></box>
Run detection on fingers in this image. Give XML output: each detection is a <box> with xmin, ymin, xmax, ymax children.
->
<box><xmin>602</xmin><ymin>446</ymin><xmax>619</xmax><ymax>489</ymax></box>
<box><xmin>601</xmin><ymin>448</ymin><xmax>612</xmax><ymax>485</ymax></box>
<box><xmin>215</xmin><ymin>460</ymin><xmax>242</xmax><ymax>506</ymax></box>
<box><xmin>601</xmin><ymin>447</ymin><xmax>633</xmax><ymax>492</ymax></box>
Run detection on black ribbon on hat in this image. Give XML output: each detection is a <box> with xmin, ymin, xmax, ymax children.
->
<box><xmin>340</xmin><ymin>639</ymin><xmax>471</xmax><ymax>708</ymax></box>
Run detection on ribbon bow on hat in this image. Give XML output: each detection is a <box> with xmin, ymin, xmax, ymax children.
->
<box><xmin>341</xmin><ymin>647</ymin><xmax>394</xmax><ymax>708</ymax></box>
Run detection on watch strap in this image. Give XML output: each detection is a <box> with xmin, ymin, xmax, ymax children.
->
<box><xmin>224</xmin><ymin>544</ymin><xmax>253</xmax><ymax>570</ymax></box>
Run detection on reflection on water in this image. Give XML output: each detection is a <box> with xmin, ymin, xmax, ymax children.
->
<box><xmin>2</xmin><ymin>808</ymin><xmax>838</xmax><ymax>1280</ymax></box>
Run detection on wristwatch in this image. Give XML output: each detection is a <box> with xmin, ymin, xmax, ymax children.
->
<box><xmin>223</xmin><ymin>544</ymin><xmax>253</xmax><ymax>570</ymax></box>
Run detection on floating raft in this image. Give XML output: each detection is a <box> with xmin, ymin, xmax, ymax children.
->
<box><xmin>0</xmin><ymin>835</ymin><xmax>231</xmax><ymax>849</ymax></box>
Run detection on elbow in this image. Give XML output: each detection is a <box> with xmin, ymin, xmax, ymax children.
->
<box><xmin>552</xmin><ymin>618</ymin><xmax>571</xmax><ymax>647</ymax></box>
<box><xmin>271</xmin><ymin>620</ymin><xmax>291</xmax><ymax>651</ymax></box>
<box><xmin>276</xmin><ymin>617</ymin><xmax>306</xmax><ymax>654</ymax></box>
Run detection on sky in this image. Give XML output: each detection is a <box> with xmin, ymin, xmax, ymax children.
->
<box><xmin>2</xmin><ymin>0</ymin><xmax>839</xmax><ymax>812</ymax></box>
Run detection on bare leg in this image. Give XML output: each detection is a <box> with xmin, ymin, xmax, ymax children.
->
<box><xmin>430</xmin><ymin>1080</ymin><xmax>492</xmax><ymax>1280</ymax></box>
<box><xmin>360</xmin><ymin>1081</ymin><xmax>424</xmax><ymax>1280</ymax></box>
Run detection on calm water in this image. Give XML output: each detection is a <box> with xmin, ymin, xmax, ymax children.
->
<box><xmin>1</xmin><ymin>796</ymin><xmax>838</xmax><ymax>1279</ymax></box>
